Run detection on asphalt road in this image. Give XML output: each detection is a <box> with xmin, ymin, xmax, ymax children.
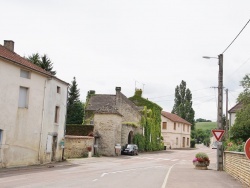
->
<box><xmin>0</xmin><ymin>145</ymin><xmax>243</xmax><ymax>188</ymax></box>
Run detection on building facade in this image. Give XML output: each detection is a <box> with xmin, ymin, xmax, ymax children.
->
<box><xmin>85</xmin><ymin>87</ymin><xmax>142</xmax><ymax>156</ymax></box>
<box><xmin>0</xmin><ymin>40</ymin><xmax>68</xmax><ymax>168</ymax></box>
<box><xmin>161</xmin><ymin>111</ymin><xmax>191</xmax><ymax>149</ymax></box>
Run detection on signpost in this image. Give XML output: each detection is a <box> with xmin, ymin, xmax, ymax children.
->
<box><xmin>212</xmin><ymin>129</ymin><xmax>225</xmax><ymax>141</ymax></box>
<box><xmin>245</xmin><ymin>138</ymin><xmax>250</xmax><ymax>160</ymax></box>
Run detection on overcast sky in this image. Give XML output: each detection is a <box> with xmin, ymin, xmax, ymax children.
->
<box><xmin>1</xmin><ymin>0</ymin><xmax>250</xmax><ymax>121</ymax></box>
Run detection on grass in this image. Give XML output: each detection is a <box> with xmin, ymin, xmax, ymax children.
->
<box><xmin>195</xmin><ymin>122</ymin><xmax>217</xmax><ymax>131</ymax></box>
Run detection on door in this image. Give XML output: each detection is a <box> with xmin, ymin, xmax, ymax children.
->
<box><xmin>182</xmin><ymin>137</ymin><xmax>185</xmax><ymax>148</ymax></box>
<box><xmin>128</xmin><ymin>131</ymin><xmax>133</xmax><ymax>144</ymax></box>
<box><xmin>52</xmin><ymin>136</ymin><xmax>57</xmax><ymax>161</ymax></box>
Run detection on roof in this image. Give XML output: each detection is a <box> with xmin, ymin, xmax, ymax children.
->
<box><xmin>0</xmin><ymin>44</ymin><xmax>52</xmax><ymax>76</ymax></box>
<box><xmin>228</xmin><ymin>103</ymin><xmax>243</xmax><ymax>113</ymax></box>
<box><xmin>95</xmin><ymin>104</ymin><xmax>122</xmax><ymax>116</ymax></box>
<box><xmin>161</xmin><ymin>111</ymin><xmax>192</xmax><ymax>125</ymax></box>
<box><xmin>86</xmin><ymin>94</ymin><xmax>116</xmax><ymax>111</ymax></box>
<box><xmin>0</xmin><ymin>43</ymin><xmax>69</xmax><ymax>85</ymax></box>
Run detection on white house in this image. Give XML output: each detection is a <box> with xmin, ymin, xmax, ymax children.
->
<box><xmin>228</xmin><ymin>103</ymin><xmax>242</xmax><ymax>128</ymax></box>
<box><xmin>161</xmin><ymin>111</ymin><xmax>191</xmax><ymax>149</ymax></box>
<box><xmin>0</xmin><ymin>40</ymin><xmax>68</xmax><ymax>168</ymax></box>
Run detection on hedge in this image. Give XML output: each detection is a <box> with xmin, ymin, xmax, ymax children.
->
<box><xmin>66</xmin><ymin>124</ymin><xmax>94</xmax><ymax>136</ymax></box>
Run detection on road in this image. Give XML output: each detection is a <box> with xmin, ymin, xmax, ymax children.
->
<box><xmin>0</xmin><ymin>145</ymin><xmax>239</xmax><ymax>188</ymax></box>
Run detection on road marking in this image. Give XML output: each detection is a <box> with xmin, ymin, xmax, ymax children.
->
<box><xmin>161</xmin><ymin>163</ymin><xmax>178</xmax><ymax>188</ymax></box>
<box><xmin>93</xmin><ymin>179</ymin><xmax>98</xmax><ymax>182</ymax></box>
<box><xmin>171</xmin><ymin>159</ymin><xmax>179</xmax><ymax>161</ymax></box>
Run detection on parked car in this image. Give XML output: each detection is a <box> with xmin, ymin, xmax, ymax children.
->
<box><xmin>121</xmin><ymin>144</ymin><xmax>138</xmax><ymax>155</ymax></box>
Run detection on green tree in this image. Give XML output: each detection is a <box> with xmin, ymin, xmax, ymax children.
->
<box><xmin>39</xmin><ymin>54</ymin><xmax>56</xmax><ymax>75</ymax></box>
<box><xmin>67</xmin><ymin>77</ymin><xmax>84</xmax><ymax>124</ymax></box>
<box><xmin>230</xmin><ymin>74</ymin><xmax>250</xmax><ymax>142</ymax></box>
<box><xmin>172</xmin><ymin>80</ymin><xmax>195</xmax><ymax>130</ymax></box>
<box><xmin>27</xmin><ymin>53</ymin><xmax>56</xmax><ymax>75</ymax></box>
<box><xmin>67</xmin><ymin>101</ymin><xmax>84</xmax><ymax>124</ymax></box>
<box><xmin>27</xmin><ymin>53</ymin><xmax>40</xmax><ymax>66</ymax></box>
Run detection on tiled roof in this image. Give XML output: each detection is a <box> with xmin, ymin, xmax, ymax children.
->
<box><xmin>86</xmin><ymin>95</ymin><xmax>116</xmax><ymax>111</ymax></box>
<box><xmin>161</xmin><ymin>111</ymin><xmax>192</xmax><ymax>125</ymax></box>
<box><xmin>228</xmin><ymin>103</ymin><xmax>242</xmax><ymax>113</ymax></box>
<box><xmin>95</xmin><ymin>104</ymin><xmax>122</xmax><ymax>116</ymax></box>
<box><xmin>0</xmin><ymin>44</ymin><xmax>52</xmax><ymax>76</ymax></box>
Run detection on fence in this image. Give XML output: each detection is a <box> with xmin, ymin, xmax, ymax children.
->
<box><xmin>224</xmin><ymin>151</ymin><xmax>250</xmax><ymax>187</ymax></box>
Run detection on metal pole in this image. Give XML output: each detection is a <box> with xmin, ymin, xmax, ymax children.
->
<box><xmin>217</xmin><ymin>54</ymin><xmax>223</xmax><ymax>171</ymax></box>
<box><xmin>225</xmin><ymin>88</ymin><xmax>228</xmax><ymax>139</ymax></box>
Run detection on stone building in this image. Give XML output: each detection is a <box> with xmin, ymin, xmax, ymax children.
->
<box><xmin>85</xmin><ymin>87</ymin><xmax>142</xmax><ymax>156</ymax></box>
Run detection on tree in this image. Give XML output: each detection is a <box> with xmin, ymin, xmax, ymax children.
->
<box><xmin>68</xmin><ymin>77</ymin><xmax>80</xmax><ymax>106</ymax></box>
<box><xmin>172</xmin><ymin>80</ymin><xmax>195</xmax><ymax>130</ymax></box>
<box><xmin>27</xmin><ymin>53</ymin><xmax>56</xmax><ymax>75</ymax></box>
<box><xmin>230</xmin><ymin>74</ymin><xmax>250</xmax><ymax>142</ymax></box>
<box><xmin>39</xmin><ymin>54</ymin><xmax>56</xmax><ymax>75</ymax></box>
<box><xmin>67</xmin><ymin>77</ymin><xmax>84</xmax><ymax>124</ymax></box>
<box><xmin>27</xmin><ymin>53</ymin><xmax>40</xmax><ymax>66</ymax></box>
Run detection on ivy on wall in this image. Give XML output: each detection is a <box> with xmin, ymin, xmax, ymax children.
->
<box><xmin>130</xmin><ymin>89</ymin><xmax>164</xmax><ymax>151</ymax></box>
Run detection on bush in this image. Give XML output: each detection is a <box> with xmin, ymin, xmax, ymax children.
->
<box><xmin>66</xmin><ymin>124</ymin><xmax>94</xmax><ymax>136</ymax></box>
<box><xmin>224</xmin><ymin>139</ymin><xmax>245</xmax><ymax>152</ymax></box>
<box><xmin>194</xmin><ymin>152</ymin><xmax>209</xmax><ymax>162</ymax></box>
<box><xmin>190</xmin><ymin>139</ymin><xmax>196</xmax><ymax>148</ymax></box>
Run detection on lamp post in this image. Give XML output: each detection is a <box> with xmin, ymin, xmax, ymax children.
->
<box><xmin>203</xmin><ymin>54</ymin><xmax>224</xmax><ymax>171</ymax></box>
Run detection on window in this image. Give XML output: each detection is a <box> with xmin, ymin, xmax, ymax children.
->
<box><xmin>54</xmin><ymin>106</ymin><xmax>60</xmax><ymax>123</ymax></box>
<box><xmin>18</xmin><ymin>87</ymin><xmax>29</xmax><ymax>108</ymax></box>
<box><xmin>162</xmin><ymin>122</ymin><xmax>167</xmax><ymax>129</ymax></box>
<box><xmin>0</xmin><ymin>129</ymin><xmax>2</xmax><ymax>145</ymax></box>
<box><xmin>176</xmin><ymin>137</ymin><xmax>178</xmax><ymax>145</ymax></box>
<box><xmin>187</xmin><ymin>125</ymin><xmax>189</xmax><ymax>132</ymax></box>
<box><xmin>174</xmin><ymin>123</ymin><xmax>176</xmax><ymax>130</ymax></box>
<box><xmin>20</xmin><ymin>69</ymin><xmax>30</xmax><ymax>79</ymax></box>
<box><xmin>187</xmin><ymin>138</ymin><xmax>189</xmax><ymax>146</ymax></box>
<box><xmin>183</xmin><ymin>124</ymin><xmax>185</xmax><ymax>131</ymax></box>
<box><xmin>57</xmin><ymin>86</ymin><xmax>61</xmax><ymax>94</ymax></box>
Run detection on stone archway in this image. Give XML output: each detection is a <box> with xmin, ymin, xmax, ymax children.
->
<box><xmin>128</xmin><ymin>131</ymin><xmax>133</xmax><ymax>144</ymax></box>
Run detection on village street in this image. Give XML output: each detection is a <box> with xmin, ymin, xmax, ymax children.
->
<box><xmin>0</xmin><ymin>145</ymin><xmax>244</xmax><ymax>188</ymax></box>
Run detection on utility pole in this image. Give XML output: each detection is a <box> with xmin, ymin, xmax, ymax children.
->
<box><xmin>225</xmin><ymin>88</ymin><xmax>228</xmax><ymax>139</ymax></box>
<box><xmin>217</xmin><ymin>54</ymin><xmax>223</xmax><ymax>171</ymax></box>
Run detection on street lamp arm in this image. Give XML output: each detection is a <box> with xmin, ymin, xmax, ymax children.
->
<box><xmin>202</xmin><ymin>56</ymin><xmax>218</xmax><ymax>59</ymax></box>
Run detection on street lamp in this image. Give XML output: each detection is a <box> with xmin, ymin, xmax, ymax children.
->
<box><xmin>203</xmin><ymin>54</ymin><xmax>224</xmax><ymax>171</ymax></box>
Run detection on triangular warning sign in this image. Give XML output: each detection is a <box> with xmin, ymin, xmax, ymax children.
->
<box><xmin>212</xmin><ymin>130</ymin><xmax>225</xmax><ymax>141</ymax></box>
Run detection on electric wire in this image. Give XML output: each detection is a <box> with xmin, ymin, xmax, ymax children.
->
<box><xmin>222</xmin><ymin>18</ymin><xmax>250</xmax><ymax>54</ymax></box>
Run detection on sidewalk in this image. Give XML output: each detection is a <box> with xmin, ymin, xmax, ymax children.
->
<box><xmin>165</xmin><ymin>162</ymin><xmax>247</xmax><ymax>188</ymax></box>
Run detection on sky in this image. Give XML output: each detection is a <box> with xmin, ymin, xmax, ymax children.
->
<box><xmin>1</xmin><ymin>0</ymin><xmax>250</xmax><ymax>121</ymax></box>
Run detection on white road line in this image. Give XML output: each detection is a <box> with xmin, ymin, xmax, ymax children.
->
<box><xmin>171</xmin><ymin>159</ymin><xmax>179</xmax><ymax>161</ymax></box>
<box><xmin>161</xmin><ymin>163</ymin><xmax>178</xmax><ymax>188</ymax></box>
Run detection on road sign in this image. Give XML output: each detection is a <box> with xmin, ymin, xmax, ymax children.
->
<box><xmin>245</xmin><ymin>138</ymin><xmax>250</xmax><ymax>160</ymax></box>
<box><xmin>212</xmin><ymin>129</ymin><xmax>225</xmax><ymax>141</ymax></box>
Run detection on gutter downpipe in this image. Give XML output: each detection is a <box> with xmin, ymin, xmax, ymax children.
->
<box><xmin>38</xmin><ymin>79</ymin><xmax>47</xmax><ymax>163</ymax></box>
<box><xmin>62</xmin><ymin>85</ymin><xmax>69</xmax><ymax>160</ymax></box>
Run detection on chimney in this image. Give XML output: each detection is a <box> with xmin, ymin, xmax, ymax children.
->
<box><xmin>4</xmin><ymin>40</ymin><xmax>14</xmax><ymax>52</ymax></box>
<box><xmin>115</xmin><ymin>87</ymin><xmax>121</xmax><ymax>92</ymax></box>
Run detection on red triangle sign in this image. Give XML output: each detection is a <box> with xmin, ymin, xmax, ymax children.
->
<box><xmin>212</xmin><ymin>129</ymin><xmax>225</xmax><ymax>141</ymax></box>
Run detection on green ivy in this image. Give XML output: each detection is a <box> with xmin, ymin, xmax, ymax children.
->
<box><xmin>129</xmin><ymin>89</ymin><xmax>163</xmax><ymax>151</ymax></box>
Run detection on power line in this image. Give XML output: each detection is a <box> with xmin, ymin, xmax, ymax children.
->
<box><xmin>222</xmin><ymin>18</ymin><xmax>250</xmax><ymax>54</ymax></box>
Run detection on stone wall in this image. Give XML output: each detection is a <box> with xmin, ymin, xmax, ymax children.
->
<box><xmin>121</xmin><ymin>124</ymin><xmax>143</xmax><ymax>147</ymax></box>
<box><xmin>116</xmin><ymin>90</ymin><xmax>141</xmax><ymax>123</ymax></box>
<box><xmin>94</xmin><ymin>113</ymin><xmax>122</xmax><ymax>156</ymax></box>
<box><xmin>64</xmin><ymin>135</ymin><xmax>94</xmax><ymax>158</ymax></box>
<box><xmin>224</xmin><ymin>151</ymin><xmax>250</xmax><ymax>187</ymax></box>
